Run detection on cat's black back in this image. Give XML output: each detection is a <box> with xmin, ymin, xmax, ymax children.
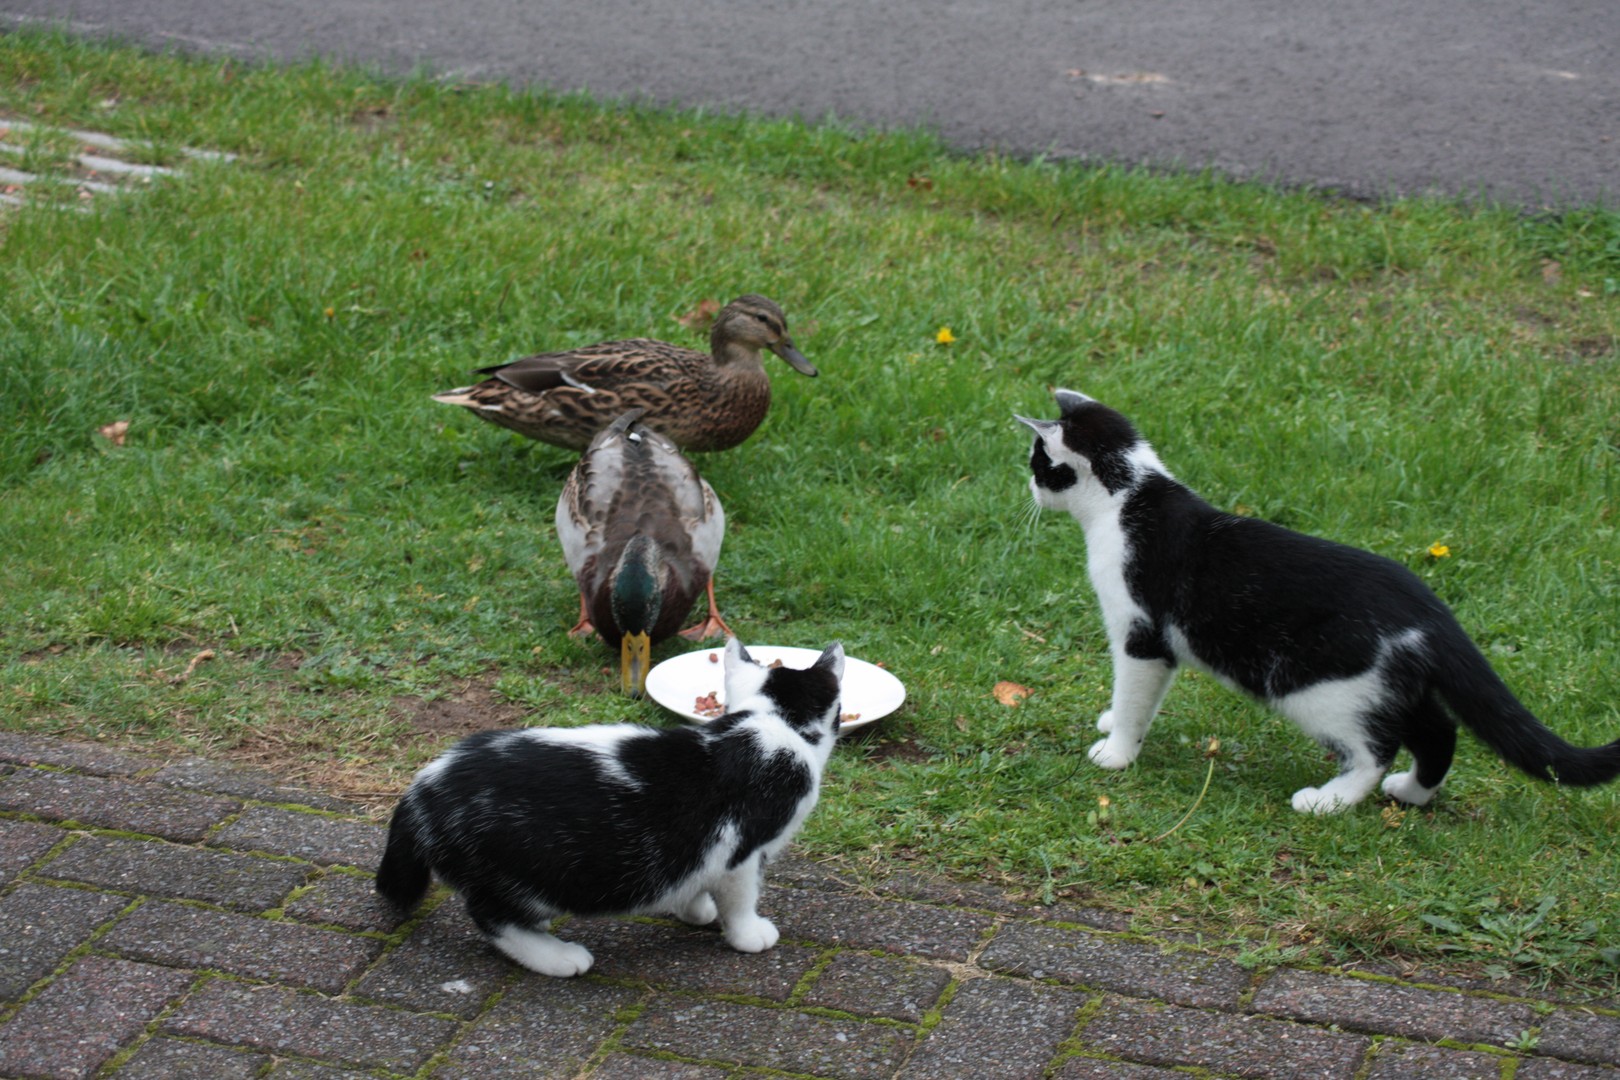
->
<box><xmin>1119</xmin><ymin>473</ymin><xmax>1456</xmax><ymax>695</ymax></box>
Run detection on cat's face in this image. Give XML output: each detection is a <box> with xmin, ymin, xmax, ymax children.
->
<box><xmin>1015</xmin><ymin>388</ymin><xmax>1147</xmax><ymax>511</ymax></box>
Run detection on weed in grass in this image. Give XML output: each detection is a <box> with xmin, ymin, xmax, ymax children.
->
<box><xmin>2</xmin><ymin>29</ymin><xmax>1618</xmax><ymax>991</ymax></box>
<box><xmin>1421</xmin><ymin>894</ymin><xmax>1620</xmax><ymax>987</ymax></box>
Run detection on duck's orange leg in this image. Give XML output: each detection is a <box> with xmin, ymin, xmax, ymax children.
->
<box><xmin>567</xmin><ymin>593</ymin><xmax>595</xmax><ymax>638</ymax></box>
<box><xmin>679</xmin><ymin>577</ymin><xmax>732</xmax><ymax>640</ymax></box>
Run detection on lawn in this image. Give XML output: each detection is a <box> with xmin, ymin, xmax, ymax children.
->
<box><xmin>2</xmin><ymin>29</ymin><xmax>1617</xmax><ymax>992</ymax></box>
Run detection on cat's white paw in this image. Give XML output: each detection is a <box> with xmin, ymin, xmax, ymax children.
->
<box><xmin>677</xmin><ymin>893</ymin><xmax>719</xmax><ymax>926</ymax></box>
<box><xmin>724</xmin><ymin>915</ymin><xmax>780</xmax><ymax>954</ymax></box>
<box><xmin>1381</xmin><ymin>771</ymin><xmax>1437</xmax><ymax>806</ymax></box>
<box><xmin>491</xmin><ymin>927</ymin><xmax>595</xmax><ymax>977</ymax></box>
<box><xmin>1088</xmin><ymin>736</ymin><xmax>1136</xmax><ymax>770</ymax></box>
<box><xmin>1096</xmin><ymin>710</ymin><xmax>1116</xmax><ymax>734</ymax></box>
<box><xmin>1290</xmin><ymin>786</ymin><xmax>1351</xmax><ymax>815</ymax></box>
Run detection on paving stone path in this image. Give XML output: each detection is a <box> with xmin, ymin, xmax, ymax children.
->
<box><xmin>0</xmin><ymin>118</ymin><xmax>231</xmax><ymax>211</ymax></box>
<box><xmin>1</xmin><ymin>732</ymin><xmax>1616</xmax><ymax>1079</ymax></box>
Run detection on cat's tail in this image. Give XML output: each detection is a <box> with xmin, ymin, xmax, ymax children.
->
<box><xmin>1435</xmin><ymin>638</ymin><xmax>1620</xmax><ymax>787</ymax></box>
<box><xmin>374</xmin><ymin>798</ymin><xmax>433</xmax><ymax>910</ymax></box>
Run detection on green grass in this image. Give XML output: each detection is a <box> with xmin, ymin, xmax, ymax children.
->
<box><xmin>3</xmin><ymin>30</ymin><xmax>1618</xmax><ymax>992</ymax></box>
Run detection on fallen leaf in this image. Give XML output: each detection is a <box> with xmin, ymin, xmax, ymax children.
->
<box><xmin>169</xmin><ymin>649</ymin><xmax>216</xmax><ymax>685</ymax></box>
<box><xmin>676</xmin><ymin>298</ymin><xmax>722</xmax><ymax>332</ymax></box>
<box><xmin>98</xmin><ymin>419</ymin><xmax>130</xmax><ymax>446</ymax></box>
<box><xmin>993</xmin><ymin>680</ymin><xmax>1032</xmax><ymax>706</ymax></box>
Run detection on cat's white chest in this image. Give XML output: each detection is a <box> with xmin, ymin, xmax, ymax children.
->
<box><xmin>1082</xmin><ymin>506</ymin><xmax>1145</xmax><ymax>636</ymax></box>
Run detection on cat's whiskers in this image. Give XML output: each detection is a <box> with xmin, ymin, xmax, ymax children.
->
<box><xmin>1017</xmin><ymin>494</ymin><xmax>1045</xmax><ymax>536</ymax></box>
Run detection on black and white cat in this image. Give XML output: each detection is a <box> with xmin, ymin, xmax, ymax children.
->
<box><xmin>375</xmin><ymin>637</ymin><xmax>844</xmax><ymax>975</ymax></box>
<box><xmin>1017</xmin><ymin>387</ymin><xmax>1620</xmax><ymax>813</ymax></box>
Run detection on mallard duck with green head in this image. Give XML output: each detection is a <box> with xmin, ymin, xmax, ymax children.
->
<box><xmin>436</xmin><ymin>294</ymin><xmax>816</xmax><ymax>453</ymax></box>
<box><xmin>556</xmin><ymin>409</ymin><xmax>730</xmax><ymax>696</ymax></box>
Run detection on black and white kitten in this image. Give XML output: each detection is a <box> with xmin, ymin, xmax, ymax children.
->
<box><xmin>1017</xmin><ymin>387</ymin><xmax>1620</xmax><ymax>813</ymax></box>
<box><xmin>375</xmin><ymin>637</ymin><xmax>844</xmax><ymax>975</ymax></box>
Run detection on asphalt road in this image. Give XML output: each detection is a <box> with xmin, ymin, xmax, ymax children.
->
<box><xmin>4</xmin><ymin>0</ymin><xmax>1616</xmax><ymax>207</ymax></box>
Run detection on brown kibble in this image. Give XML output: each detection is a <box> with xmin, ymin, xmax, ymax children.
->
<box><xmin>993</xmin><ymin>681</ymin><xmax>1032</xmax><ymax>706</ymax></box>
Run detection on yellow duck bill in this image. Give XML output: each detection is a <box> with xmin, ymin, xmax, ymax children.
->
<box><xmin>621</xmin><ymin>631</ymin><xmax>653</xmax><ymax>698</ymax></box>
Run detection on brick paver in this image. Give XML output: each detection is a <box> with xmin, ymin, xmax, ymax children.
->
<box><xmin>0</xmin><ymin>818</ymin><xmax>63</xmax><ymax>885</ymax></box>
<box><xmin>1536</xmin><ymin>1008</ymin><xmax>1620</xmax><ymax>1067</ymax></box>
<box><xmin>799</xmin><ymin>950</ymin><xmax>954</xmax><ymax>1022</ymax></box>
<box><xmin>1</xmin><ymin>734</ymin><xmax>1617</xmax><ymax>1080</ymax></box>
<box><xmin>621</xmin><ymin>997</ymin><xmax>915</xmax><ymax>1079</ymax></box>
<box><xmin>164</xmin><ymin>980</ymin><xmax>456</xmax><ymax>1072</ymax></box>
<box><xmin>0</xmin><ymin>956</ymin><xmax>192</xmax><ymax>1080</ymax></box>
<box><xmin>115</xmin><ymin>1036</ymin><xmax>266</xmax><ymax>1080</ymax></box>
<box><xmin>1079</xmin><ymin>995</ymin><xmax>1373</xmax><ymax>1078</ymax></box>
<box><xmin>208</xmin><ymin>805</ymin><xmax>384</xmax><ymax>868</ymax></box>
<box><xmin>101</xmin><ymin>899</ymin><xmax>383</xmax><ymax>992</ymax></box>
<box><xmin>981</xmin><ymin>919</ymin><xmax>1250</xmax><ymax>1008</ymax></box>
<box><xmin>0</xmin><ymin>882</ymin><xmax>129</xmax><ymax>999</ymax></box>
<box><xmin>39</xmin><ymin>834</ymin><xmax>310</xmax><ymax>911</ymax></box>
<box><xmin>1251</xmin><ymin>966</ymin><xmax>1536</xmax><ymax>1045</ymax></box>
<box><xmin>896</xmin><ymin>976</ymin><xmax>1085</xmax><ymax>1079</ymax></box>
<box><xmin>0</xmin><ymin>768</ymin><xmax>237</xmax><ymax>841</ymax></box>
<box><xmin>566</xmin><ymin>913</ymin><xmax>820</xmax><ymax>1001</ymax></box>
<box><xmin>1363</xmin><ymin>1041</ymin><xmax>1510</xmax><ymax>1080</ymax></box>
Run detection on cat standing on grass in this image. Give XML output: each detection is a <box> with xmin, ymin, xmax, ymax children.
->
<box><xmin>375</xmin><ymin>638</ymin><xmax>843</xmax><ymax>976</ymax></box>
<box><xmin>1017</xmin><ymin>388</ymin><xmax>1620</xmax><ymax>813</ymax></box>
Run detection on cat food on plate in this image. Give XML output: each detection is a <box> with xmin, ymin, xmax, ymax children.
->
<box><xmin>646</xmin><ymin>646</ymin><xmax>905</xmax><ymax>733</ymax></box>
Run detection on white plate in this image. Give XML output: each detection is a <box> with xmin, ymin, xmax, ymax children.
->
<box><xmin>644</xmin><ymin>645</ymin><xmax>905</xmax><ymax>733</ymax></box>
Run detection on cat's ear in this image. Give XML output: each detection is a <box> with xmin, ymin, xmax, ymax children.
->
<box><xmin>1014</xmin><ymin>414</ymin><xmax>1060</xmax><ymax>437</ymax></box>
<box><xmin>724</xmin><ymin>636</ymin><xmax>755</xmax><ymax>668</ymax></box>
<box><xmin>722</xmin><ymin>637</ymin><xmax>770</xmax><ymax>710</ymax></box>
<box><xmin>1053</xmin><ymin>388</ymin><xmax>1092</xmax><ymax>415</ymax></box>
<box><xmin>813</xmin><ymin>641</ymin><xmax>846</xmax><ymax>683</ymax></box>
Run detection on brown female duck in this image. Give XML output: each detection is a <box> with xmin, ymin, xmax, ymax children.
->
<box><xmin>434</xmin><ymin>294</ymin><xmax>816</xmax><ymax>452</ymax></box>
<box><xmin>556</xmin><ymin>409</ymin><xmax>729</xmax><ymax>696</ymax></box>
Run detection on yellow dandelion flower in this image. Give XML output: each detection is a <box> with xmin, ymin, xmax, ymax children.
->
<box><xmin>323</xmin><ymin>306</ymin><xmax>336</xmax><ymax>319</ymax></box>
<box><xmin>1428</xmin><ymin>543</ymin><xmax>1451</xmax><ymax>558</ymax></box>
<box><xmin>935</xmin><ymin>326</ymin><xmax>955</xmax><ymax>345</ymax></box>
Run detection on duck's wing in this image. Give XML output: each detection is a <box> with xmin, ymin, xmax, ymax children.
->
<box><xmin>554</xmin><ymin>410</ymin><xmax>645</xmax><ymax>582</ymax></box>
<box><xmin>480</xmin><ymin>339</ymin><xmax>702</xmax><ymax>395</ymax></box>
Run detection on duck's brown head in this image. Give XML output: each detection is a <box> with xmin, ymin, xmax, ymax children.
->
<box><xmin>711</xmin><ymin>295</ymin><xmax>817</xmax><ymax>376</ymax></box>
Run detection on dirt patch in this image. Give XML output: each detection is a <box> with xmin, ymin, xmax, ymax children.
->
<box><xmin>392</xmin><ymin>673</ymin><xmax>528</xmax><ymax>740</ymax></box>
<box><xmin>1569</xmin><ymin>336</ymin><xmax>1616</xmax><ymax>363</ymax></box>
<box><xmin>207</xmin><ymin>741</ymin><xmax>392</xmax><ymax>813</ymax></box>
<box><xmin>853</xmin><ymin>734</ymin><xmax>931</xmax><ymax>765</ymax></box>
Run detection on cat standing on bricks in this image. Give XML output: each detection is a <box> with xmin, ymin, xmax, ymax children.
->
<box><xmin>375</xmin><ymin>638</ymin><xmax>844</xmax><ymax>976</ymax></box>
<box><xmin>1017</xmin><ymin>388</ymin><xmax>1620</xmax><ymax>813</ymax></box>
